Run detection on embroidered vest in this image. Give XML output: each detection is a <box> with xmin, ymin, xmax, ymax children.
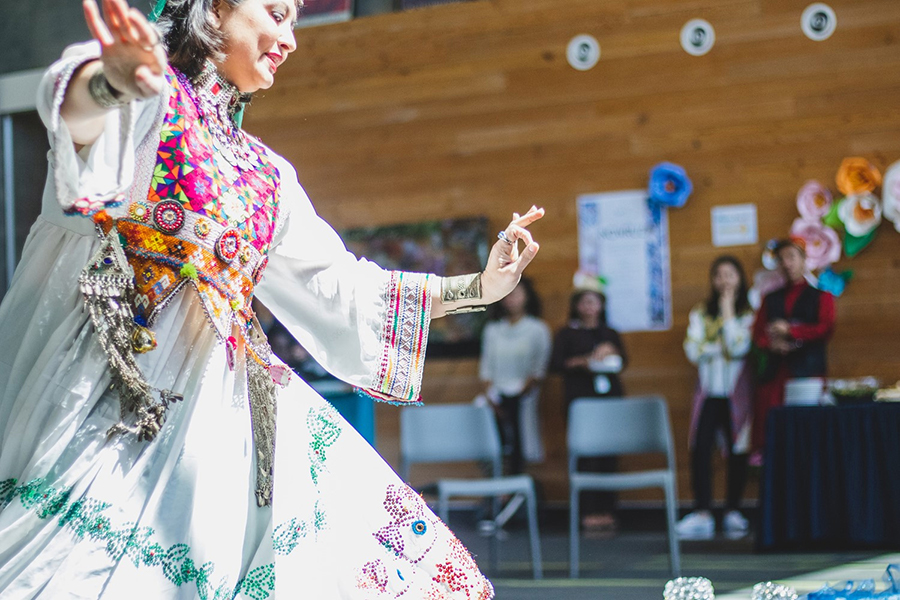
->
<box><xmin>76</xmin><ymin>65</ymin><xmax>285</xmax><ymax>505</ymax></box>
<box><xmin>118</xmin><ymin>67</ymin><xmax>280</xmax><ymax>340</ymax></box>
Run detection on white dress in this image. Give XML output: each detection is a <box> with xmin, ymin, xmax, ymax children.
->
<box><xmin>0</xmin><ymin>42</ymin><xmax>493</xmax><ymax>600</ymax></box>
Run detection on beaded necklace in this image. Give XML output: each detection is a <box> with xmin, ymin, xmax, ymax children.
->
<box><xmin>177</xmin><ymin>62</ymin><xmax>255</xmax><ymax>170</ymax></box>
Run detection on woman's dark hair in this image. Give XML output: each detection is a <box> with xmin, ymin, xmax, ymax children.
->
<box><xmin>490</xmin><ymin>277</ymin><xmax>542</xmax><ymax>320</ymax></box>
<box><xmin>705</xmin><ymin>255</ymin><xmax>752</xmax><ymax>318</ymax></box>
<box><xmin>568</xmin><ymin>289</ymin><xmax>607</xmax><ymax>325</ymax></box>
<box><xmin>156</xmin><ymin>0</ymin><xmax>302</xmax><ymax>79</ymax></box>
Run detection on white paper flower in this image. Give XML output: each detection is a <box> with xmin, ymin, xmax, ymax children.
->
<box><xmin>837</xmin><ymin>193</ymin><xmax>882</xmax><ymax>236</ymax></box>
<box><xmin>790</xmin><ymin>218</ymin><xmax>841</xmax><ymax>271</ymax></box>
<box><xmin>882</xmin><ymin>160</ymin><xmax>900</xmax><ymax>232</ymax></box>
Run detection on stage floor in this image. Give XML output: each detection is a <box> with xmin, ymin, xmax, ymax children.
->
<box><xmin>446</xmin><ymin>512</ymin><xmax>894</xmax><ymax>599</ymax></box>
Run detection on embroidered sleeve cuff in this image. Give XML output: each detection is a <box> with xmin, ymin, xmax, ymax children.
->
<box><xmin>365</xmin><ymin>271</ymin><xmax>433</xmax><ymax>404</ymax></box>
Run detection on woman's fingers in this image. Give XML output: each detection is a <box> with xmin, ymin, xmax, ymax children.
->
<box><xmin>507</xmin><ymin>223</ymin><xmax>534</xmax><ymax>247</ymax></box>
<box><xmin>102</xmin><ymin>0</ymin><xmax>125</xmax><ymax>39</ymax></box>
<box><xmin>513</xmin><ymin>206</ymin><xmax>545</xmax><ymax>228</ymax></box>
<box><xmin>84</xmin><ymin>0</ymin><xmax>115</xmax><ymax>46</ymax></box>
<box><xmin>512</xmin><ymin>242</ymin><xmax>540</xmax><ymax>275</ymax></box>
<box><xmin>134</xmin><ymin>65</ymin><xmax>163</xmax><ymax>96</ymax></box>
<box><xmin>129</xmin><ymin>8</ymin><xmax>159</xmax><ymax>52</ymax></box>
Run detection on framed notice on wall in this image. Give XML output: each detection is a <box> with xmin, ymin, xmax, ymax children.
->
<box><xmin>296</xmin><ymin>0</ymin><xmax>353</xmax><ymax>27</ymax></box>
<box><xmin>577</xmin><ymin>190</ymin><xmax>672</xmax><ymax>333</ymax></box>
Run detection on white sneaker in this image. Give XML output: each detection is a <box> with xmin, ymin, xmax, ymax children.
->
<box><xmin>675</xmin><ymin>511</ymin><xmax>715</xmax><ymax>540</ymax></box>
<box><xmin>723</xmin><ymin>510</ymin><xmax>749</xmax><ymax>538</ymax></box>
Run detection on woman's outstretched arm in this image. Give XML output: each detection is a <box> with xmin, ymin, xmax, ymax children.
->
<box><xmin>61</xmin><ymin>0</ymin><xmax>166</xmax><ymax>146</ymax></box>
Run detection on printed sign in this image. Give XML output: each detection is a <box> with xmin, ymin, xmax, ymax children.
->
<box><xmin>711</xmin><ymin>204</ymin><xmax>759</xmax><ymax>247</ymax></box>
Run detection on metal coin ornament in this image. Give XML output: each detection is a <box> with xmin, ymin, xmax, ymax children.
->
<box><xmin>801</xmin><ymin>3</ymin><xmax>836</xmax><ymax>42</ymax></box>
<box><xmin>131</xmin><ymin>325</ymin><xmax>158</xmax><ymax>354</ymax></box>
<box><xmin>566</xmin><ymin>34</ymin><xmax>601</xmax><ymax>71</ymax></box>
<box><xmin>681</xmin><ymin>19</ymin><xmax>716</xmax><ymax>56</ymax></box>
<box><xmin>664</xmin><ymin>577</ymin><xmax>715</xmax><ymax>600</ymax></box>
<box><xmin>751</xmin><ymin>582</ymin><xmax>798</xmax><ymax>600</ymax></box>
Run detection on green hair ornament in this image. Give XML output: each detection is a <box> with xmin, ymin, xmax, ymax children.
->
<box><xmin>148</xmin><ymin>0</ymin><xmax>167</xmax><ymax>22</ymax></box>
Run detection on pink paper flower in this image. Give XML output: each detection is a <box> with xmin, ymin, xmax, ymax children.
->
<box><xmin>837</xmin><ymin>193</ymin><xmax>882</xmax><ymax>236</ymax></box>
<box><xmin>796</xmin><ymin>180</ymin><xmax>832</xmax><ymax>221</ymax></box>
<box><xmin>790</xmin><ymin>218</ymin><xmax>841</xmax><ymax>271</ymax></box>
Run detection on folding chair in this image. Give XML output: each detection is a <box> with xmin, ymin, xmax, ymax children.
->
<box><xmin>400</xmin><ymin>404</ymin><xmax>543</xmax><ymax>579</ymax></box>
<box><xmin>568</xmin><ymin>395</ymin><xmax>680</xmax><ymax>578</ymax></box>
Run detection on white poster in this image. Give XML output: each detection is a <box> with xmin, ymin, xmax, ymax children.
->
<box><xmin>711</xmin><ymin>203</ymin><xmax>758</xmax><ymax>247</ymax></box>
<box><xmin>577</xmin><ymin>190</ymin><xmax>672</xmax><ymax>332</ymax></box>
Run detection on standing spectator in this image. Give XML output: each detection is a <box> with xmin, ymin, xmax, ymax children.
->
<box><xmin>676</xmin><ymin>256</ymin><xmax>755</xmax><ymax>540</ymax></box>
<box><xmin>751</xmin><ymin>238</ymin><xmax>836</xmax><ymax>456</ymax></box>
<box><xmin>479</xmin><ymin>278</ymin><xmax>552</xmax><ymax>474</ymax></box>
<box><xmin>551</xmin><ymin>275</ymin><xmax>628</xmax><ymax>532</ymax></box>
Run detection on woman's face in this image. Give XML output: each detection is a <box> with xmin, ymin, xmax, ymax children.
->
<box><xmin>576</xmin><ymin>292</ymin><xmax>603</xmax><ymax>321</ymax></box>
<box><xmin>500</xmin><ymin>284</ymin><xmax>527</xmax><ymax>316</ymax></box>
<box><xmin>777</xmin><ymin>246</ymin><xmax>806</xmax><ymax>283</ymax></box>
<box><xmin>712</xmin><ymin>262</ymin><xmax>741</xmax><ymax>295</ymax></box>
<box><xmin>212</xmin><ymin>0</ymin><xmax>298</xmax><ymax>92</ymax></box>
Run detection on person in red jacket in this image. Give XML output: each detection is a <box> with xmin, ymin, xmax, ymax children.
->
<box><xmin>751</xmin><ymin>238</ymin><xmax>836</xmax><ymax>458</ymax></box>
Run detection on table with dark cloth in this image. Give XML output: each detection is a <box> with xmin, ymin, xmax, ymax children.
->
<box><xmin>758</xmin><ymin>402</ymin><xmax>900</xmax><ymax>551</ymax></box>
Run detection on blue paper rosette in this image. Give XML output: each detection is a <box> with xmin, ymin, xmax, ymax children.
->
<box><xmin>649</xmin><ymin>162</ymin><xmax>693</xmax><ymax>208</ymax></box>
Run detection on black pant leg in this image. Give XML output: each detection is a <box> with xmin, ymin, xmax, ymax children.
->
<box><xmin>497</xmin><ymin>394</ymin><xmax>525</xmax><ymax>475</ymax></box>
<box><xmin>691</xmin><ymin>397</ymin><xmax>730</xmax><ymax>511</ymax></box>
<box><xmin>726</xmin><ymin>452</ymin><xmax>749</xmax><ymax>511</ymax></box>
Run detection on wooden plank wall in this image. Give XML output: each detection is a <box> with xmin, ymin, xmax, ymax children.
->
<box><xmin>248</xmin><ymin>0</ymin><xmax>900</xmax><ymax>504</ymax></box>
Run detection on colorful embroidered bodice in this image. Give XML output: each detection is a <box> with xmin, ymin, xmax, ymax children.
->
<box><xmin>118</xmin><ymin>66</ymin><xmax>280</xmax><ymax>340</ymax></box>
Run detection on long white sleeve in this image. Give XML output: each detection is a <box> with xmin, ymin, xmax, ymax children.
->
<box><xmin>254</xmin><ymin>157</ymin><xmax>434</xmax><ymax>404</ymax></box>
<box><xmin>36</xmin><ymin>41</ymin><xmax>164</xmax><ymax>220</ymax></box>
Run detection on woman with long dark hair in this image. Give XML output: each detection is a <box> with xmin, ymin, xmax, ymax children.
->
<box><xmin>551</xmin><ymin>277</ymin><xmax>628</xmax><ymax>531</ymax></box>
<box><xmin>479</xmin><ymin>277</ymin><xmax>551</xmax><ymax>474</ymax></box>
<box><xmin>676</xmin><ymin>255</ymin><xmax>755</xmax><ymax>540</ymax></box>
<box><xmin>0</xmin><ymin>0</ymin><xmax>543</xmax><ymax>596</ymax></box>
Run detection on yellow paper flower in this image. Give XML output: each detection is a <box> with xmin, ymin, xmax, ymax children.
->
<box><xmin>836</xmin><ymin>157</ymin><xmax>882</xmax><ymax>196</ymax></box>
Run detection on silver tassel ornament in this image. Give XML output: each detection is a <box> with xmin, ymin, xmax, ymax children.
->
<box><xmin>246</xmin><ymin>337</ymin><xmax>278</xmax><ymax>507</ymax></box>
<box><xmin>80</xmin><ymin>227</ymin><xmax>182</xmax><ymax>442</ymax></box>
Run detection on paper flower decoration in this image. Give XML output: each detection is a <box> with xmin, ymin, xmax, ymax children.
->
<box><xmin>573</xmin><ymin>271</ymin><xmax>607</xmax><ymax>293</ymax></box>
<box><xmin>816</xmin><ymin>267</ymin><xmax>853</xmax><ymax>297</ymax></box>
<box><xmin>883</xmin><ymin>160</ymin><xmax>900</xmax><ymax>232</ymax></box>
<box><xmin>837</xmin><ymin>192</ymin><xmax>882</xmax><ymax>236</ymax></box>
<box><xmin>761</xmin><ymin>238</ymin><xmax>779</xmax><ymax>270</ymax></box>
<box><xmin>796</xmin><ymin>180</ymin><xmax>832</xmax><ymax>221</ymax></box>
<box><xmin>835</xmin><ymin>157</ymin><xmax>882</xmax><ymax>196</ymax></box>
<box><xmin>790</xmin><ymin>218</ymin><xmax>841</xmax><ymax>271</ymax></box>
<box><xmin>649</xmin><ymin>162</ymin><xmax>693</xmax><ymax>208</ymax></box>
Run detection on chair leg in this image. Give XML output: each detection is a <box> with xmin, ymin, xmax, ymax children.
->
<box><xmin>664</xmin><ymin>478</ymin><xmax>681</xmax><ymax>577</ymax></box>
<box><xmin>569</xmin><ymin>485</ymin><xmax>580</xmax><ymax>578</ymax></box>
<box><xmin>438</xmin><ymin>486</ymin><xmax>450</xmax><ymax>524</ymax></box>
<box><xmin>525</xmin><ymin>483</ymin><xmax>543</xmax><ymax>579</ymax></box>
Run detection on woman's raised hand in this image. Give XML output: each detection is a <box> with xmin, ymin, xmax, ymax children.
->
<box><xmin>481</xmin><ymin>206</ymin><xmax>544</xmax><ymax>304</ymax></box>
<box><xmin>83</xmin><ymin>0</ymin><xmax>167</xmax><ymax>99</ymax></box>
